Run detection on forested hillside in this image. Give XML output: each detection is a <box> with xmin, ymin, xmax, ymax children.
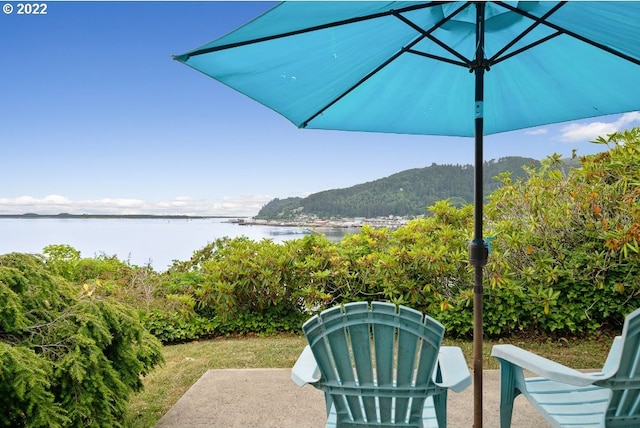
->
<box><xmin>257</xmin><ymin>157</ymin><xmax>540</xmax><ymax>218</ymax></box>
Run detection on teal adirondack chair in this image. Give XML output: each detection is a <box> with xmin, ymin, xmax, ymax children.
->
<box><xmin>492</xmin><ymin>307</ymin><xmax>640</xmax><ymax>427</ymax></box>
<box><xmin>291</xmin><ymin>301</ymin><xmax>471</xmax><ymax>427</ymax></box>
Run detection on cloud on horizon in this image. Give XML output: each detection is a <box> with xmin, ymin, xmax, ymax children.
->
<box><xmin>524</xmin><ymin>128</ymin><xmax>549</xmax><ymax>136</ymax></box>
<box><xmin>0</xmin><ymin>194</ymin><xmax>272</xmax><ymax>217</ymax></box>
<box><xmin>559</xmin><ymin>112</ymin><xmax>640</xmax><ymax>142</ymax></box>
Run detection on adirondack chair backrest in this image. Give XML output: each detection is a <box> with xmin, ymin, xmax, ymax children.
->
<box><xmin>601</xmin><ymin>307</ymin><xmax>640</xmax><ymax>426</ymax></box>
<box><xmin>302</xmin><ymin>301</ymin><xmax>445</xmax><ymax>427</ymax></box>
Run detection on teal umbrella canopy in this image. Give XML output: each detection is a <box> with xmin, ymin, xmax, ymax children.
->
<box><xmin>174</xmin><ymin>2</ymin><xmax>640</xmax><ymax>426</ymax></box>
<box><xmin>175</xmin><ymin>1</ymin><xmax>640</xmax><ymax>137</ymax></box>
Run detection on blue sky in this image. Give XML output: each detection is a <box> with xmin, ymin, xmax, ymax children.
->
<box><xmin>2</xmin><ymin>1</ymin><xmax>639</xmax><ymax>217</ymax></box>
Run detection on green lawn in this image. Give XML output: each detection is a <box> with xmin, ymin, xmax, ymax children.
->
<box><xmin>125</xmin><ymin>333</ymin><xmax>615</xmax><ymax>428</ymax></box>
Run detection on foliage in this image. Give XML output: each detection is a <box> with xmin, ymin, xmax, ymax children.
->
<box><xmin>142</xmin><ymin>309</ymin><xmax>217</xmax><ymax>344</ymax></box>
<box><xmin>256</xmin><ymin>156</ymin><xmax>539</xmax><ymax>218</ymax></box>
<box><xmin>43</xmin><ymin>243</ymin><xmax>166</xmax><ymax>314</ymax></box>
<box><xmin>160</xmin><ymin>237</ymin><xmax>308</xmax><ymax>339</ymax></box>
<box><xmin>149</xmin><ymin>202</ymin><xmax>475</xmax><ymax>341</ymax></box>
<box><xmin>295</xmin><ymin>203</ymin><xmax>473</xmax><ymax>312</ymax></box>
<box><xmin>0</xmin><ymin>253</ymin><xmax>163</xmax><ymax>427</ymax></box>
<box><xmin>255</xmin><ymin>196</ymin><xmax>304</xmax><ymax>219</ymax></box>
<box><xmin>485</xmin><ymin>128</ymin><xmax>640</xmax><ymax>335</ymax></box>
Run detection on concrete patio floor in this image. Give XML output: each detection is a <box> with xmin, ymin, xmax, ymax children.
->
<box><xmin>155</xmin><ymin>369</ymin><xmax>549</xmax><ymax>427</ymax></box>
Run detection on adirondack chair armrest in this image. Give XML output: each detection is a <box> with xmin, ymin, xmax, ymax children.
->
<box><xmin>491</xmin><ymin>344</ymin><xmax>600</xmax><ymax>387</ymax></box>
<box><xmin>291</xmin><ymin>345</ymin><xmax>321</xmax><ymax>386</ymax></box>
<box><xmin>435</xmin><ymin>346</ymin><xmax>472</xmax><ymax>392</ymax></box>
<box><xmin>601</xmin><ymin>336</ymin><xmax>622</xmax><ymax>375</ymax></box>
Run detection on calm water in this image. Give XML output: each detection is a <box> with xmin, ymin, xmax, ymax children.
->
<box><xmin>0</xmin><ymin>218</ymin><xmax>351</xmax><ymax>271</ymax></box>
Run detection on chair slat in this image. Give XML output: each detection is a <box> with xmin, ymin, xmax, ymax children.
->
<box><xmin>373</xmin><ymin>310</ymin><xmax>396</xmax><ymax>387</ymax></box>
<box><xmin>344</xmin><ymin>304</ymin><xmax>375</xmax><ymax>386</ymax></box>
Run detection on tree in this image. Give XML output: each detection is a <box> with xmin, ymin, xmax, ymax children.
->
<box><xmin>0</xmin><ymin>253</ymin><xmax>164</xmax><ymax>427</ymax></box>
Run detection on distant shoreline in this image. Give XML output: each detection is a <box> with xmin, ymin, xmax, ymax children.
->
<box><xmin>0</xmin><ymin>214</ymin><xmax>247</xmax><ymax>220</ymax></box>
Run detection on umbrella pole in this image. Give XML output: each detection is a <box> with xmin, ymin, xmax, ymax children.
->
<box><xmin>470</xmin><ymin>114</ymin><xmax>486</xmax><ymax>428</ymax></box>
<box><xmin>470</xmin><ymin>3</ymin><xmax>487</xmax><ymax>428</ymax></box>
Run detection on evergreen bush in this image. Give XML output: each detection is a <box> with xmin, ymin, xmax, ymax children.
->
<box><xmin>0</xmin><ymin>253</ymin><xmax>163</xmax><ymax>427</ymax></box>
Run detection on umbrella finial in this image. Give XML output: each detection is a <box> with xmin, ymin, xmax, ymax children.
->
<box><xmin>469</xmin><ymin>58</ymin><xmax>491</xmax><ymax>73</ymax></box>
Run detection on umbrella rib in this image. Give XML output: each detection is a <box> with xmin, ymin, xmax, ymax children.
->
<box><xmin>392</xmin><ymin>2</ymin><xmax>473</xmax><ymax>67</ymax></box>
<box><xmin>496</xmin><ymin>1</ymin><xmax>640</xmax><ymax>68</ymax></box>
<box><xmin>178</xmin><ymin>2</ymin><xmax>445</xmax><ymax>60</ymax></box>
<box><xmin>488</xmin><ymin>1</ymin><xmax>565</xmax><ymax>65</ymax></box>
<box><xmin>491</xmin><ymin>32</ymin><xmax>562</xmax><ymax>67</ymax></box>
<box><xmin>405</xmin><ymin>49</ymin><xmax>468</xmax><ymax>68</ymax></box>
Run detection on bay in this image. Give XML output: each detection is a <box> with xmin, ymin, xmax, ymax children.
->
<box><xmin>0</xmin><ymin>218</ymin><xmax>349</xmax><ymax>271</ymax></box>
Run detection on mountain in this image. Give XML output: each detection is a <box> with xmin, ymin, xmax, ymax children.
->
<box><xmin>257</xmin><ymin>157</ymin><xmax>541</xmax><ymax>219</ymax></box>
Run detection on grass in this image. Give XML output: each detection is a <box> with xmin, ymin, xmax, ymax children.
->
<box><xmin>125</xmin><ymin>333</ymin><xmax>616</xmax><ymax>428</ymax></box>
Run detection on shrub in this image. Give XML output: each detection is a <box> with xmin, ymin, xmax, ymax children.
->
<box><xmin>0</xmin><ymin>253</ymin><xmax>163</xmax><ymax>427</ymax></box>
<box><xmin>485</xmin><ymin>128</ymin><xmax>640</xmax><ymax>335</ymax></box>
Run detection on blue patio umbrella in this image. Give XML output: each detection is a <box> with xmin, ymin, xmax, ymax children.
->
<box><xmin>174</xmin><ymin>2</ymin><xmax>640</xmax><ymax>425</ymax></box>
